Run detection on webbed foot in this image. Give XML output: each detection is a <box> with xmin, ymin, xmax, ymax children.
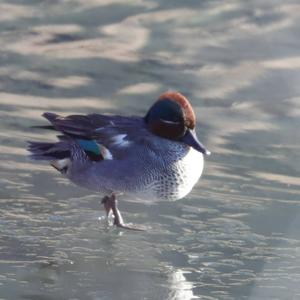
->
<box><xmin>101</xmin><ymin>194</ymin><xmax>145</xmax><ymax>231</ymax></box>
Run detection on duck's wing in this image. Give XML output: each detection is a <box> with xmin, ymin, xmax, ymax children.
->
<box><xmin>41</xmin><ymin>112</ymin><xmax>152</xmax><ymax>158</ymax></box>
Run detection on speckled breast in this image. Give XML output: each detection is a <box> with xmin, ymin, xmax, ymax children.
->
<box><xmin>140</xmin><ymin>147</ymin><xmax>204</xmax><ymax>201</ymax></box>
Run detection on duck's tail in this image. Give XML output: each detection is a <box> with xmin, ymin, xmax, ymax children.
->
<box><xmin>27</xmin><ymin>140</ymin><xmax>69</xmax><ymax>160</ymax></box>
<box><xmin>28</xmin><ymin>112</ymin><xmax>108</xmax><ymax>172</ymax></box>
<box><xmin>27</xmin><ymin>138</ymin><xmax>72</xmax><ymax>173</ymax></box>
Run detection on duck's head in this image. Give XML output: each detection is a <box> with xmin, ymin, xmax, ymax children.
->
<box><xmin>145</xmin><ymin>92</ymin><xmax>210</xmax><ymax>155</ymax></box>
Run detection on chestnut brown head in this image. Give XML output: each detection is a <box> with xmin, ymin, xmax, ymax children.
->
<box><xmin>145</xmin><ymin>92</ymin><xmax>210</xmax><ymax>155</ymax></box>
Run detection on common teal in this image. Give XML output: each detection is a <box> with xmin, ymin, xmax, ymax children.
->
<box><xmin>28</xmin><ymin>92</ymin><xmax>210</xmax><ymax>229</ymax></box>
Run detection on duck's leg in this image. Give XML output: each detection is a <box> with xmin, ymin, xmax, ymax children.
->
<box><xmin>101</xmin><ymin>193</ymin><xmax>144</xmax><ymax>231</ymax></box>
<box><xmin>102</xmin><ymin>195</ymin><xmax>113</xmax><ymax>218</ymax></box>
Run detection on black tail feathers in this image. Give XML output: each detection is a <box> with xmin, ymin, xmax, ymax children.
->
<box><xmin>27</xmin><ymin>141</ymin><xmax>70</xmax><ymax>161</ymax></box>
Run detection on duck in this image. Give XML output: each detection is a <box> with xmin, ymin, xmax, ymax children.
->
<box><xmin>28</xmin><ymin>91</ymin><xmax>210</xmax><ymax>230</ymax></box>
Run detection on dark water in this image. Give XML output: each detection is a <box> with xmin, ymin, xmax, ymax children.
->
<box><xmin>1</xmin><ymin>1</ymin><xmax>300</xmax><ymax>299</ymax></box>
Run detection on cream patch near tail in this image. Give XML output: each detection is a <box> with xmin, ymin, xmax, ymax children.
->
<box><xmin>50</xmin><ymin>158</ymin><xmax>71</xmax><ymax>173</ymax></box>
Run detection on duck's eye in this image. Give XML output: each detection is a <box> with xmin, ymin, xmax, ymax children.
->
<box><xmin>159</xmin><ymin>119</ymin><xmax>181</xmax><ymax>125</ymax></box>
<box><xmin>145</xmin><ymin>99</ymin><xmax>184</xmax><ymax>124</ymax></box>
<box><xmin>145</xmin><ymin>99</ymin><xmax>187</xmax><ymax>139</ymax></box>
<box><xmin>158</xmin><ymin>118</ymin><xmax>187</xmax><ymax>138</ymax></box>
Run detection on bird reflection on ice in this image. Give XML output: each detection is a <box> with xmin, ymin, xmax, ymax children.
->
<box><xmin>167</xmin><ymin>269</ymin><xmax>196</xmax><ymax>300</ymax></box>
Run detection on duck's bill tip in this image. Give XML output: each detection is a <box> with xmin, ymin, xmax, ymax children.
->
<box><xmin>181</xmin><ymin>129</ymin><xmax>211</xmax><ymax>156</ymax></box>
<box><xmin>197</xmin><ymin>145</ymin><xmax>211</xmax><ymax>156</ymax></box>
<box><xmin>204</xmin><ymin>149</ymin><xmax>211</xmax><ymax>156</ymax></box>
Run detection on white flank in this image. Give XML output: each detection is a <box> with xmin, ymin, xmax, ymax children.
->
<box><xmin>111</xmin><ymin>134</ymin><xmax>131</xmax><ymax>147</ymax></box>
<box><xmin>101</xmin><ymin>146</ymin><xmax>113</xmax><ymax>160</ymax></box>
